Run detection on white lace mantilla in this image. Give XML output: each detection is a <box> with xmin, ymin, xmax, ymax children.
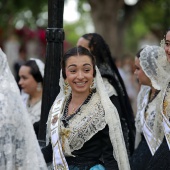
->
<box><xmin>135</xmin><ymin>85</ymin><xmax>163</xmax><ymax>152</ymax></box>
<box><xmin>135</xmin><ymin>85</ymin><xmax>150</xmax><ymax>133</ymax></box>
<box><xmin>102</xmin><ymin>78</ymin><xmax>117</xmax><ymax>97</ymax></box>
<box><xmin>59</xmin><ymin>92</ymin><xmax>106</xmax><ymax>155</ymax></box>
<box><xmin>140</xmin><ymin>45</ymin><xmax>170</xmax><ymax>90</ymax></box>
<box><xmin>0</xmin><ymin>48</ymin><xmax>47</xmax><ymax>170</ymax></box>
<box><xmin>21</xmin><ymin>89</ymin><xmax>42</xmax><ymax>124</ymax></box>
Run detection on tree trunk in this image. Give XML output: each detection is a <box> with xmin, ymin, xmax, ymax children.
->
<box><xmin>88</xmin><ymin>0</ymin><xmax>125</xmax><ymax>58</ymax></box>
<box><xmin>88</xmin><ymin>0</ymin><xmax>148</xmax><ymax>58</ymax></box>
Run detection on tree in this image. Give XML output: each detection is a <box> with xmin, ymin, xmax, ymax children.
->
<box><xmin>78</xmin><ymin>0</ymin><xmax>170</xmax><ymax>58</ymax></box>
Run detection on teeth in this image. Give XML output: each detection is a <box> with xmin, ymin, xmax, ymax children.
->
<box><xmin>76</xmin><ymin>82</ymin><xmax>85</xmax><ymax>85</ymax></box>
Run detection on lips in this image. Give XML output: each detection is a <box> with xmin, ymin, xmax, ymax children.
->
<box><xmin>75</xmin><ymin>82</ymin><xmax>86</xmax><ymax>87</ymax></box>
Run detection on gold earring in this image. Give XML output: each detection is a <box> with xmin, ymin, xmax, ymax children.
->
<box><xmin>90</xmin><ymin>79</ymin><xmax>94</xmax><ymax>92</ymax></box>
<box><xmin>64</xmin><ymin>81</ymin><xmax>69</xmax><ymax>95</ymax></box>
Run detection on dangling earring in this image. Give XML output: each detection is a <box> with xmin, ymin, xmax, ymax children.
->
<box><xmin>90</xmin><ymin>79</ymin><xmax>95</xmax><ymax>92</ymax></box>
<box><xmin>64</xmin><ymin>81</ymin><xmax>69</xmax><ymax>95</ymax></box>
<box><xmin>37</xmin><ymin>83</ymin><xmax>42</xmax><ymax>92</ymax></box>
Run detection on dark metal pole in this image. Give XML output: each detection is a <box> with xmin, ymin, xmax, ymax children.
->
<box><xmin>38</xmin><ymin>0</ymin><xmax>64</xmax><ymax>141</ymax></box>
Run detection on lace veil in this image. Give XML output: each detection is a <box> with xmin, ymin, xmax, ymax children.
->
<box><xmin>137</xmin><ymin>45</ymin><xmax>170</xmax><ymax>145</ymax></box>
<box><xmin>0</xmin><ymin>49</ymin><xmax>47</xmax><ymax>170</ymax></box>
<box><xmin>46</xmin><ymin>66</ymin><xmax>130</xmax><ymax>170</ymax></box>
<box><xmin>139</xmin><ymin>45</ymin><xmax>169</xmax><ymax>90</ymax></box>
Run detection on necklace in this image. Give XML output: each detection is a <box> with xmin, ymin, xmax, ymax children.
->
<box><xmin>61</xmin><ymin>89</ymin><xmax>96</xmax><ymax>127</ymax></box>
<box><xmin>69</xmin><ymin>103</ymin><xmax>79</xmax><ymax>116</ymax></box>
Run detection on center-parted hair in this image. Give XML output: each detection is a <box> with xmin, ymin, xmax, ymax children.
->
<box><xmin>61</xmin><ymin>46</ymin><xmax>96</xmax><ymax>79</ymax></box>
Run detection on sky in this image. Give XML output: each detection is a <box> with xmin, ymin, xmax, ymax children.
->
<box><xmin>64</xmin><ymin>0</ymin><xmax>80</xmax><ymax>23</ymax></box>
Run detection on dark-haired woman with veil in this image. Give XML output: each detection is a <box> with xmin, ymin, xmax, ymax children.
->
<box><xmin>77</xmin><ymin>33</ymin><xmax>135</xmax><ymax>156</ymax></box>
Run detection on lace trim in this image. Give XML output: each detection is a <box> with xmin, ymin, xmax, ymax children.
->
<box><xmin>135</xmin><ymin>85</ymin><xmax>163</xmax><ymax>152</ymax></box>
<box><xmin>135</xmin><ymin>85</ymin><xmax>150</xmax><ymax>133</ymax></box>
<box><xmin>163</xmin><ymin>83</ymin><xmax>170</xmax><ymax>119</ymax></box>
<box><xmin>59</xmin><ymin>92</ymin><xmax>106</xmax><ymax>155</ymax></box>
<box><xmin>0</xmin><ymin>48</ymin><xmax>47</xmax><ymax>170</ymax></box>
<box><xmin>140</xmin><ymin>46</ymin><xmax>170</xmax><ymax>90</ymax></box>
<box><xmin>103</xmin><ymin>78</ymin><xmax>117</xmax><ymax>96</ymax></box>
<box><xmin>26</xmin><ymin>99</ymin><xmax>42</xmax><ymax>124</ymax></box>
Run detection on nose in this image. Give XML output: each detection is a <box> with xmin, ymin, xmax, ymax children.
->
<box><xmin>77</xmin><ymin>70</ymin><xmax>84</xmax><ymax>79</ymax></box>
<box><xmin>18</xmin><ymin>78</ymin><xmax>23</xmax><ymax>85</ymax></box>
<box><xmin>134</xmin><ymin>70</ymin><xmax>137</xmax><ymax>75</ymax></box>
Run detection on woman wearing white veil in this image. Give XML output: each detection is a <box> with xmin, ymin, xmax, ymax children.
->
<box><xmin>42</xmin><ymin>46</ymin><xmax>130</xmax><ymax>170</ymax></box>
<box><xmin>0</xmin><ymin>48</ymin><xmax>47</xmax><ymax>170</ymax></box>
<box><xmin>145</xmin><ymin>31</ymin><xmax>170</xmax><ymax>170</ymax></box>
<box><xmin>130</xmin><ymin>45</ymin><xmax>168</xmax><ymax>170</ymax></box>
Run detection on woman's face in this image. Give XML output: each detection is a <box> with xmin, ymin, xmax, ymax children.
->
<box><xmin>77</xmin><ymin>37</ymin><xmax>90</xmax><ymax>50</ymax></box>
<box><xmin>19</xmin><ymin>66</ymin><xmax>38</xmax><ymax>95</ymax></box>
<box><xmin>164</xmin><ymin>31</ymin><xmax>170</xmax><ymax>62</ymax></box>
<box><xmin>65</xmin><ymin>55</ymin><xmax>94</xmax><ymax>96</ymax></box>
<box><xmin>134</xmin><ymin>57</ymin><xmax>151</xmax><ymax>86</ymax></box>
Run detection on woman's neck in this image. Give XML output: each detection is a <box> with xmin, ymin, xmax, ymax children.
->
<box><xmin>71</xmin><ymin>92</ymin><xmax>89</xmax><ymax>105</ymax></box>
<box><xmin>149</xmin><ymin>87</ymin><xmax>159</xmax><ymax>102</ymax></box>
<box><xmin>29</xmin><ymin>90</ymin><xmax>42</xmax><ymax>105</ymax></box>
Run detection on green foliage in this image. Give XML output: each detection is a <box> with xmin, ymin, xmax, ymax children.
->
<box><xmin>124</xmin><ymin>0</ymin><xmax>170</xmax><ymax>54</ymax></box>
<box><xmin>0</xmin><ymin>0</ymin><xmax>47</xmax><ymax>28</ymax></box>
<box><xmin>125</xmin><ymin>14</ymin><xmax>149</xmax><ymax>53</ymax></box>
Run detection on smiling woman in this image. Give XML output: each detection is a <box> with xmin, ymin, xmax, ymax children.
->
<box><xmin>41</xmin><ymin>46</ymin><xmax>130</xmax><ymax>170</ymax></box>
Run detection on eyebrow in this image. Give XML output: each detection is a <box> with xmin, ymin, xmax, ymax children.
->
<box><xmin>67</xmin><ymin>63</ymin><xmax>92</xmax><ymax>68</ymax></box>
<box><xmin>165</xmin><ymin>40</ymin><xmax>170</xmax><ymax>42</ymax></box>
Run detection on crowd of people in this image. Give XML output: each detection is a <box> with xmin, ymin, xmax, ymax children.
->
<box><xmin>1</xmin><ymin>29</ymin><xmax>170</xmax><ymax>170</ymax></box>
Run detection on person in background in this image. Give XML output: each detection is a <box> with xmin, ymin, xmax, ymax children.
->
<box><xmin>0</xmin><ymin>48</ymin><xmax>47</xmax><ymax>170</ymax></box>
<box><xmin>77</xmin><ymin>33</ymin><xmax>135</xmax><ymax>156</ymax></box>
<box><xmin>164</xmin><ymin>28</ymin><xmax>170</xmax><ymax>62</ymax></box>
<box><xmin>19</xmin><ymin>58</ymin><xmax>44</xmax><ymax>137</ymax></box>
<box><xmin>144</xmin><ymin>29</ymin><xmax>170</xmax><ymax>170</ymax></box>
<box><xmin>130</xmin><ymin>45</ymin><xmax>167</xmax><ymax>170</ymax></box>
<box><xmin>42</xmin><ymin>46</ymin><xmax>130</xmax><ymax>170</ymax></box>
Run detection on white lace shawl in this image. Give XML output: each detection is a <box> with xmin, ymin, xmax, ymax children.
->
<box><xmin>0</xmin><ymin>49</ymin><xmax>47</xmax><ymax>170</ymax></box>
<box><xmin>21</xmin><ymin>93</ymin><xmax>42</xmax><ymax>124</ymax></box>
<box><xmin>140</xmin><ymin>45</ymin><xmax>170</xmax><ymax>90</ymax></box>
<box><xmin>135</xmin><ymin>85</ymin><xmax>150</xmax><ymax>133</ymax></box>
<box><xmin>135</xmin><ymin>85</ymin><xmax>164</xmax><ymax>149</ymax></box>
<box><xmin>136</xmin><ymin>45</ymin><xmax>170</xmax><ymax>149</ymax></box>
<box><xmin>46</xmin><ymin>67</ymin><xmax>130</xmax><ymax>170</ymax></box>
<box><xmin>59</xmin><ymin>91</ymin><xmax>106</xmax><ymax>155</ymax></box>
<box><xmin>102</xmin><ymin>77</ymin><xmax>117</xmax><ymax>96</ymax></box>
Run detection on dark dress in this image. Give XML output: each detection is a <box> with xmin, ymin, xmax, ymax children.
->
<box><xmin>130</xmin><ymin>135</ymin><xmax>152</xmax><ymax>170</ymax></box>
<box><xmin>42</xmin><ymin>125</ymin><xmax>118</xmax><ymax>170</ymax></box>
<box><xmin>146</xmin><ymin>137</ymin><xmax>170</xmax><ymax>170</ymax></box>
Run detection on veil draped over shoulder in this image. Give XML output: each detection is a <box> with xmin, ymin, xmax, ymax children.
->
<box><xmin>0</xmin><ymin>48</ymin><xmax>47</xmax><ymax>170</ymax></box>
